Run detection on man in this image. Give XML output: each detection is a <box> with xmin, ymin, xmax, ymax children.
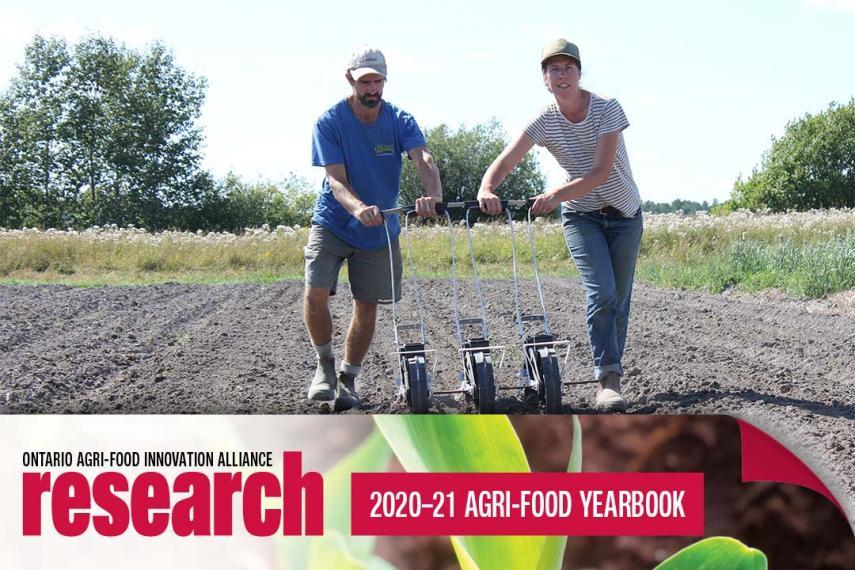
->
<box><xmin>304</xmin><ymin>46</ymin><xmax>442</xmax><ymax>412</ymax></box>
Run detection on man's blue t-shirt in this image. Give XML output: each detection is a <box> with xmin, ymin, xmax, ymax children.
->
<box><xmin>311</xmin><ymin>98</ymin><xmax>426</xmax><ymax>250</ymax></box>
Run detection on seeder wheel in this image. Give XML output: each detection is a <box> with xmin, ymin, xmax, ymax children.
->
<box><xmin>405</xmin><ymin>356</ymin><xmax>430</xmax><ymax>413</ymax></box>
<box><xmin>527</xmin><ymin>335</ymin><xmax>563</xmax><ymax>414</ymax></box>
<box><xmin>540</xmin><ymin>349</ymin><xmax>562</xmax><ymax>414</ymax></box>
<box><xmin>470</xmin><ymin>351</ymin><xmax>496</xmax><ymax>414</ymax></box>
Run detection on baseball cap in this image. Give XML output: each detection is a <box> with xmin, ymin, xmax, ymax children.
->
<box><xmin>347</xmin><ymin>47</ymin><xmax>387</xmax><ymax>80</ymax></box>
<box><xmin>540</xmin><ymin>38</ymin><xmax>581</xmax><ymax>66</ymax></box>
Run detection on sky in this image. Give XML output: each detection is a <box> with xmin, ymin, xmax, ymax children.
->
<box><xmin>0</xmin><ymin>0</ymin><xmax>853</xmax><ymax>204</ymax></box>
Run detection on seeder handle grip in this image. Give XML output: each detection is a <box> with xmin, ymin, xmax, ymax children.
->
<box><xmin>382</xmin><ymin>198</ymin><xmax>535</xmax><ymax>216</ymax></box>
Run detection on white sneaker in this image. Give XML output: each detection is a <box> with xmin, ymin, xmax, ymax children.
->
<box><xmin>595</xmin><ymin>372</ymin><xmax>627</xmax><ymax>411</ymax></box>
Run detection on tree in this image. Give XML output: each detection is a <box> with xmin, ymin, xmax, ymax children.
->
<box><xmin>61</xmin><ymin>36</ymin><xmax>129</xmax><ymax>226</ymax></box>
<box><xmin>0</xmin><ymin>89</ymin><xmax>25</xmax><ymax>226</ymax></box>
<box><xmin>399</xmin><ymin>120</ymin><xmax>545</xmax><ymax>216</ymax></box>
<box><xmin>0</xmin><ymin>34</ymin><xmax>210</xmax><ymax>229</ymax></box>
<box><xmin>730</xmin><ymin>99</ymin><xmax>855</xmax><ymax>211</ymax></box>
<box><xmin>109</xmin><ymin>42</ymin><xmax>208</xmax><ymax>229</ymax></box>
<box><xmin>208</xmin><ymin>173</ymin><xmax>317</xmax><ymax>231</ymax></box>
<box><xmin>0</xmin><ymin>36</ymin><xmax>70</xmax><ymax>227</ymax></box>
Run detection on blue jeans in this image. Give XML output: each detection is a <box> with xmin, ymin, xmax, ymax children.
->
<box><xmin>562</xmin><ymin>207</ymin><xmax>643</xmax><ymax>381</ymax></box>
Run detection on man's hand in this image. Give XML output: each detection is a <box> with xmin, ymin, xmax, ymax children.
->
<box><xmin>530</xmin><ymin>191</ymin><xmax>560</xmax><ymax>216</ymax></box>
<box><xmin>355</xmin><ymin>204</ymin><xmax>383</xmax><ymax>227</ymax></box>
<box><xmin>414</xmin><ymin>196</ymin><xmax>437</xmax><ymax>217</ymax></box>
<box><xmin>477</xmin><ymin>190</ymin><xmax>503</xmax><ymax>215</ymax></box>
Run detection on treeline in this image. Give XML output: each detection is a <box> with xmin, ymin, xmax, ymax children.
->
<box><xmin>2</xmin><ymin>34</ymin><xmax>851</xmax><ymax>232</ymax></box>
<box><xmin>641</xmin><ymin>199</ymin><xmax>720</xmax><ymax>214</ymax></box>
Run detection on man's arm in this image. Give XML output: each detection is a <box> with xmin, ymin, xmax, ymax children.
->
<box><xmin>407</xmin><ymin>145</ymin><xmax>442</xmax><ymax>217</ymax></box>
<box><xmin>324</xmin><ymin>163</ymin><xmax>383</xmax><ymax>227</ymax></box>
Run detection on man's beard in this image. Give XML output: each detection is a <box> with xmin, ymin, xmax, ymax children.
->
<box><xmin>358</xmin><ymin>93</ymin><xmax>381</xmax><ymax>108</ymax></box>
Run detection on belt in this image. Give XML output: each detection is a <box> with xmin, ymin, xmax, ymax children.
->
<box><xmin>597</xmin><ymin>206</ymin><xmax>622</xmax><ymax>216</ymax></box>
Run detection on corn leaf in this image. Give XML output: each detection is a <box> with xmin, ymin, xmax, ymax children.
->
<box><xmin>374</xmin><ymin>416</ymin><xmax>531</xmax><ymax>473</ymax></box>
<box><xmin>307</xmin><ymin>532</ymin><xmax>397</xmax><ymax>570</ymax></box>
<box><xmin>374</xmin><ymin>415</ymin><xmax>550</xmax><ymax>570</ymax></box>
<box><xmin>534</xmin><ymin>415</ymin><xmax>582</xmax><ymax>570</ymax></box>
<box><xmin>322</xmin><ymin>429</ymin><xmax>393</xmax><ymax>556</ymax></box>
<box><xmin>654</xmin><ymin>537</ymin><xmax>768</xmax><ymax>570</ymax></box>
<box><xmin>278</xmin><ymin>429</ymin><xmax>393</xmax><ymax>570</ymax></box>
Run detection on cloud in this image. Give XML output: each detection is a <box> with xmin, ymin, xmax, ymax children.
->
<box><xmin>803</xmin><ymin>0</ymin><xmax>855</xmax><ymax>11</ymax></box>
<box><xmin>0</xmin><ymin>10</ymin><xmax>157</xmax><ymax>75</ymax></box>
<box><xmin>0</xmin><ymin>10</ymin><xmax>36</xmax><ymax>84</ymax></box>
<box><xmin>0</xmin><ymin>9</ymin><xmax>30</xmax><ymax>44</ymax></box>
<box><xmin>382</xmin><ymin>48</ymin><xmax>441</xmax><ymax>75</ymax></box>
<box><xmin>520</xmin><ymin>24</ymin><xmax>565</xmax><ymax>38</ymax></box>
<box><xmin>465</xmin><ymin>51</ymin><xmax>493</xmax><ymax>63</ymax></box>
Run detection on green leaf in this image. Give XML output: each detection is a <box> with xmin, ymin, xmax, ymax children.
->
<box><xmin>375</xmin><ymin>415</ymin><xmax>575</xmax><ymax>570</ymax></box>
<box><xmin>322</xmin><ymin>429</ymin><xmax>393</xmax><ymax>554</ymax></box>
<box><xmin>306</xmin><ymin>532</ymin><xmax>397</xmax><ymax>570</ymax></box>
<box><xmin>374</xmin><ymin>416</ymin><xmax>531</xmax><ymax>473</ymax></box>
<box><xmin>654</xmin><ymin>537</ymin><xmax>768</xmax><ymax>570</ymax></box>
<box><xmin>534</xmin><ymin>415</ymin><xmax>582</xmax><ymax>570</ymax></box>
<box><xmin>567</xmin><ymin>415</ymin><xmax>583</xmax><ymax>474</ymax></box>
<box><xmin>278</xmin><ymin>429</ymin><xmax>393</xmax><ymax>570</ymax></box>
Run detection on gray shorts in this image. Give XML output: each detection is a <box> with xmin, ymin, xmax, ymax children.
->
<box><xmin>304</xmin><ymin>224</ymin><xmax>403</xmax><ymax>304</ymax></box>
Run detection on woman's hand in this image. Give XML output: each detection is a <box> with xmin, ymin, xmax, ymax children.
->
<box><xmin>414</xmin><ymin>196</ymin><xmax>438</xmax><ymax>217</ymax></box>
<box><xmin>477</xmin><ymin>190</ymin><xmax>504</xmax><ymax>215</ymax></box>
<box><xmin>530</xmin><ymin>191</ymin><xmax>560</xmax><ymax>216</ymax></box>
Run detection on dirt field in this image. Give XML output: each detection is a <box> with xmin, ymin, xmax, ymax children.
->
<box><xmin>1</xmin><ymin>278</ymin><xmax>853</xmax><ymax>523</ymax></box>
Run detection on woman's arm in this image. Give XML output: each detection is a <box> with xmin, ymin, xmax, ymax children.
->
<box><xmin>477</xmin><ymin>132</ymin><xmax>536</xmax><ymax>215</ymax></box>
<box><xmin>530</xmin><ymin>131</ymin><xmax>620</xmax><ymax>215</ymax></box>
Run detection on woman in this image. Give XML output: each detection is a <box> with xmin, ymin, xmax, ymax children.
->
<box><xmin>477</xmin><ymin>38</ymin><xmax>643</xmax><ymax>411</ymax></box>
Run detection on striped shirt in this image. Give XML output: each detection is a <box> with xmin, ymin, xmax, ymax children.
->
<box><xmin>524</xmin><ymin>92</ymin><xmax>641</xmax><ymax>217</ymax></box>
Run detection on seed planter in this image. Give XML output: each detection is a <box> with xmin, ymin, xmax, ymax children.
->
<box><xmin>382</xmin><ymin>200</ymin><xmax>586</xmax><ymax>413</ymax></box>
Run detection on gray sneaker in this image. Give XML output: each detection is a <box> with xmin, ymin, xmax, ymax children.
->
<box><xmin>307</xmin><ymin>356</ymin><xmax>337</xmax><ymax>401</ymax></box>
<box><xmin>334</xmin><ymin>373</ymin><xmax>361</xmax><ymax>412</ymax></box>
<box><xmin>595</xmin><ymin>371</ymin><xmax>627</xmax><ymax>411</ymax></box>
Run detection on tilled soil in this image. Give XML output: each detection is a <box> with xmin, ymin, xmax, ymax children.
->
<box><xmin>1</xmin><ymin>278</ymin><xmax>853</xmax><ymax>524</ymax></box>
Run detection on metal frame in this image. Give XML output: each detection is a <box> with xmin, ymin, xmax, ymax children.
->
<box><xmin>380</xmin><ymin>199</ymin><xmax>588</xmax><ymax>413</ymax></box>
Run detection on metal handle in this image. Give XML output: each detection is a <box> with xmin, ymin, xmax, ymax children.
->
<box><xmin>382</xmin><ymin>199</ymin><xmax>534</xmax><ymax>216</ymax></box>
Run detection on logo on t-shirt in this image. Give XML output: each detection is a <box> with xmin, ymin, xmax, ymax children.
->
<box><xmin>374</xmin><ymin>144</ymin><xmax>394</xmax><ymax>156</ymax></box>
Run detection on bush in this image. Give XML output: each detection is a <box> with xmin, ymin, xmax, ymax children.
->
<box><xmin>731</xmin><ymin>99</ymin><xmax>855</xmax><ymax>211</ymax></box>
<box><xmin>214</xmin><ymin>173</ymin><xmax>316</xmax><ymax>231</ymax></box>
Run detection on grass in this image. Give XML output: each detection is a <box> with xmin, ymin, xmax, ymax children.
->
<box><xmin>637</xmin><ymin>209</ymin><xmax>855</xmax><ymax>297</ymax></box>
<box><xmin>638</xmin><ymin>235</ymin><xmax>855</xmax><ymax>298</ymax></box>
<box><xmin>0</xmin><ymin>269</ymin><xmax>303</xmax><ymax>287</ymax></box>
<box><xmin>1</xmin><ymin>209</ymin><xmax>853</xmax><ymax>298</ymax></box>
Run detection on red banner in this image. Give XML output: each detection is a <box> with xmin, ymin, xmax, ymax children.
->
<box><xmin>351</xmin><ymin>472</ymin><xmax>704</xmax><ymax>536</ymax></box>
